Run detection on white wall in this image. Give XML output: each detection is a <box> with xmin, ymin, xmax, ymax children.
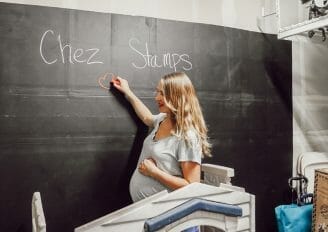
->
<box><xmin>292</xmin><ymin>39</ymin><xmax>328</xmax><ymax>172</ymax></box>
<box><xmin>0</xmin><ymin>0</ymin><xmax>277</xmax><ymax>34</ymax></box>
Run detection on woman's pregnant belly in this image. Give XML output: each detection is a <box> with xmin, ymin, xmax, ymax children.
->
<box><xmin>129</xmin><ymin>169</ymin><xmax>167</xmax><ymax>202</ymax></box>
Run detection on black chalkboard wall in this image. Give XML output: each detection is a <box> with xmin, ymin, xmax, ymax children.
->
<box><xmin>0</xmin><ymin>2</ymin><xmax>292</xmax><ymax>232</ymax></box>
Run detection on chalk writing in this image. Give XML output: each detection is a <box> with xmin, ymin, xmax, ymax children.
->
<box><xmin>40</xmin><ymin>29</ymin><xmax>103</xmax><ymax>65</ymax></box>
<box><xmin>129</xmin><ymin>38</ymin><xmax>192</xmax><ymax>72</ymax></box>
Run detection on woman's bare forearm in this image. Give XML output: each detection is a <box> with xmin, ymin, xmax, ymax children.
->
<box><xmin>111</xmin><ymin>76</ymin><xmax>154</xmax><ymax>126</ymax></box>
<box><xmin>125</xmin><ymin>90</ymin><xmax>153</xmax><ymax>127</ymax></box>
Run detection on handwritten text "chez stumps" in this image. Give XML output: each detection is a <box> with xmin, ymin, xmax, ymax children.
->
<box><xmin>39</xmin><ymin>30</ymin><xmax>193</xmax><ymax>72</ymax></box>
<box><xmin>129</xmin><ymin>38</ymin><xmax>192</xmax><ymax>72</ymax></box>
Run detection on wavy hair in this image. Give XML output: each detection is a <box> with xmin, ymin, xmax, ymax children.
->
<box><xmin>160</xmin><ymin>72</ymin><xmax>211</xmax><ymax>157</ymax></box>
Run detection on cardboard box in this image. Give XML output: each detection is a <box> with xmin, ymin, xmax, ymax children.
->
<box><xmin>312</xmin><ymin>168</ymin><xmax>328</xmax><ymax>232</ymax></box>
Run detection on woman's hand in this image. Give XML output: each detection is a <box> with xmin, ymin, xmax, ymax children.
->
<box><xmin>111</xmin><ymin>76</ymin><xmax>132</xmax><ymax>96</ymax></box>
<box><xmin>138</xmin><ymin>158</ymin><xmax>158</xmax><ymax>177</ymax></box>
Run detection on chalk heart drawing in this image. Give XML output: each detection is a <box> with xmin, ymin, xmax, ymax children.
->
<box><xmin>98</xmin><ymin>72</ymin><xmax>115</xmax><ymax>90</ymax></box>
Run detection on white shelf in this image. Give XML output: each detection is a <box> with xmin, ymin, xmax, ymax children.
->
<box><xmin>278</xmin><ymin>15</ymin><xmax>328</xmax><ymax>39</ymax></box>
<box><xmin>276</xmin><ymin>0</ymin><xmax>328</xmax><ymax>40</ymax></box>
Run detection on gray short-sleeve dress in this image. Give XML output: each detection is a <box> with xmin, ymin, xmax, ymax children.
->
<box><xmin>129</xmin><ymin>113</ymin><xmax>202</xmax><ymax>202</ymax></box>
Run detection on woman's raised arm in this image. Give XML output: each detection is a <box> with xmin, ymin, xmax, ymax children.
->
<box><xmin>111</xmin><ymin>76</ymin><xmax>153</xmax><ymax>127</ymax></box>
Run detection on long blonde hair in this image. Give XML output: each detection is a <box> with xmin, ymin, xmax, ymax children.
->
<box><xmin>160</xmin><ymin>72</ymin><xmax>211</xmax><ymax>157</ymax></box>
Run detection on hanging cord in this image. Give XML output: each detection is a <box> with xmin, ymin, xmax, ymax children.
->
<box><xmin>288</xmin><ymin>175</ymin><xmax>310</xmax><ymax>205</ymax></box>
<box><xmin>288</xmin><ymin>177</ymin><xmax>301</xmax><ymax>204</ymax></box>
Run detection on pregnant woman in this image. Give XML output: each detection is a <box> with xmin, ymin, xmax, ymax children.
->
<box><xmin>111</xmin><ymin>72</ymin><xmax>211</xmax><ymax>232</ymax></box>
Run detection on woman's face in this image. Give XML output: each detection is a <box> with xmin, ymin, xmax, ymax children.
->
<box><xmin>155</xmin><ymin>82</ymin><xmax>170</xmax><ymax>114</ymax></box>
